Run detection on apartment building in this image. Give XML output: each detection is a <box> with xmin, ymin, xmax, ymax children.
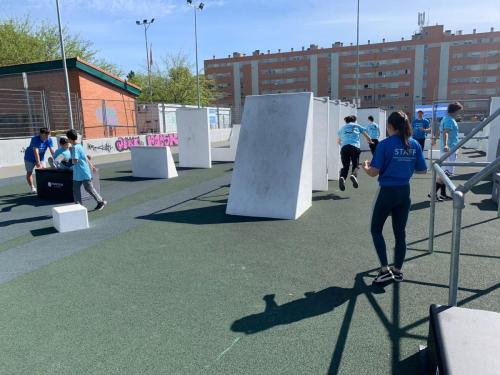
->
<box><xmin>205</xmin><ymin>24</ymin><xmax>500</xmax><ymax>120</ymax></box>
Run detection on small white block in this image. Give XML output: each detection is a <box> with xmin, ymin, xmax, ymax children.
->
<box><xmin>52</xmin><ymin>204</ymin><xmax>89</xmax><ymax>233</ymax></box>
<box><xmin>428</xmin><ymin>149</ymin><xmax>441</xmax><ymax>160</ymax></box>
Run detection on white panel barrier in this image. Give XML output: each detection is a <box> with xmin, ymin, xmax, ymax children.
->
<box><xmin>227</xmin><ymin>93</ymin><xmax>313</xmax><ymax>220</ymax></box>
<box><xmin>211</xmin><ymin>125</ymin><xmax>241</xmax><ymax>162</ymax></box>
<box><xmin>130</xmin><ymin>146</ymin><xmax>178</xmax><ymax>179</ymax></box>
<box><xmin>52</xmin><ymin>204</ymin><xmax>89</xmax><ymax>233</ymax></box>
<box><xmin>328</xmin><ymin>100</ymin><xmax>342</xmax><ymax>181</ymax></box>
<box><xmin>487</xmin><ymin>97</ymin><xmax>500</xmax><ymax>162</ymax></box>
<box><xmin>312</xmin><ymin>98</ymin><xmax>329</xmax><ymax>191</ymax></box>
<box><xmin>176</xmin><ymin>108</ymin><xmax>212</xmax><ymax>168</ymax></box>
<box><xmin>358</xmin><ymin>108</ymin><xmax>387</xmax><ymax>151</ymax></box>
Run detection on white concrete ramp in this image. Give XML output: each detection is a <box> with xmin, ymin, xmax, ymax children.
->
<box><xmin>312</xmin><ymin>98</ymin><xmax>329</xmax><ymax>191</ymax></box>
<box><xmin>328</xmin><ymin>100</ymin><xmax>342</xmax><ymax>181</ymax></box>
<box><xmin>211</xmin><ymin>125</ymin><xmax>241</xmax><ymax>162</ymax></box>
<box><xmin>177</xmin><ymin>108</ymin><xmax>212</xmax><ymax>168</ymax></box>
<box><xmin>487</xmin><ymin>97</ymin><xmax>500</xmax><ymax>162</ymax></box>
<box><xmin>226</xmin><ymin>93</ymin><xmax>313</xmax><ymax>220</ymax></box>
<box><xmin>131</xmin><ymin>146</ymin><xmax>178</xmax><ymax>179</ymax></box>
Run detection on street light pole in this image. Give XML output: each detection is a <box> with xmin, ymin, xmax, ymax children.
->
<box><xmin>136</xmin><ymin>19</ymin><xmax>155</xmax><ymax>102</ymax></box>
<box><xmin>55</xmin><ymin>0</ymin><xmax>74</xmax><ymax>129</ymax></box>
<box><xmin>355</xmin><ymin>0</ymin><xmax>360</xmax><ymax>107</ymax></box>
<box><xmin>187</xmin><ymin>0</ymin><xmax>204</xmax><ymax>108</ymax></box>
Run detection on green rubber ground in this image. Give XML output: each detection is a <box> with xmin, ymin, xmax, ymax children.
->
<box><xmin>0</xmin><ymin>151</ymin><xmax>498</xmax><ymax>374</ymax></box>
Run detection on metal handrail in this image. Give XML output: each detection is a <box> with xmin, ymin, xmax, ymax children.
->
<box><xmin>428</xmin><ymin>107</ymin><xmax>500</xmax><ymax>306</ymax></box>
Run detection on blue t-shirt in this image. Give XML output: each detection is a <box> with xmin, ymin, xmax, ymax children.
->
<box><xmin>439</xmin><ymin>115</ymin><xmax>459</xmax><ymax>150</ymax></box>
<box><xmin>337</xmin><ymin>123</ymin><xmax>367</xmax><ymax>149</ymax></box>
<box><xmin>371</xmin><ymin>135</ymin><xmax>427</xmax><ymax>187</ymax></box>
<box><xmin>53</xmin><ymin>147</ymin><xmax>72</xmax><ymax>168</ymax></box>
<box><xmin>71</xmin><ymin>144</ymin><xmax>92</xmax><ymax>181</ymax></box>
<box><xmin>24</xmin><ymin>136</ymin><xmax>54</xmax><ymax>163</ymax></box>
<box><xmin>366</xmin><ymin>122</ymin><xmax>380</xmax><ymax>139</ymax></box>
<box><xmin>412</xmin><ymin>118</ymin><xmax>430</xmax><ymax>139</ymax></box>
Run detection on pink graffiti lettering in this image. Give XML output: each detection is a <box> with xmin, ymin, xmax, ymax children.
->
<box><xmin>115</xmin><ymin>136</ymin><xmax>142</xmax><ymax>152</ymax></box>
<box><xmin>145</xmin><ymin>133</ymin><xmax>179</xmax><ymax>147</ymax></box>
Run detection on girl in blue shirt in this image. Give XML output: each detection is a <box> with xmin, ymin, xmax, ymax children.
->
<box><xmin>366</xmin><ymin>115</ymin><xmax>381</xmax><ymax>155</ymax></box>
<box><xmin>337</xmin><ymin>115</ymin><xmax>372</xmax><ymax>191</ymax></box>
<box><xmin>362</xmin><ymin>111</ymin><xmax>427</xmax><ymax>284</ymax></box>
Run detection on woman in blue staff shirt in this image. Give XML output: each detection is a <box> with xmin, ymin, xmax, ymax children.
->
<box><xmin>337</xmin><ymin>115</ymin><xmax>372</xmax><ymax>191</ymax></box>
<box><xmin>412</xmin><ymin>110</ymin><xmax>431</xmax><ymax>151</ymax></box>
<box><xmin>363</xmin><ymin>111</ymin><xmax>427</xmax><ymax>284</ymax></box>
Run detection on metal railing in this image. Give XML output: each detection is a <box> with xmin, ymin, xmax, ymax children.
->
<box><xmin>428</xmin><ymin>107</ymin><xmax>500</xmax><ymax>306</ymax></box>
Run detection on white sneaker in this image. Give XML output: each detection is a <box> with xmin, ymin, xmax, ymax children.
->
<box><xmin>30</xmin><ymin>186</ymin><xmax>37</xmax><ymax>194</ymax></box>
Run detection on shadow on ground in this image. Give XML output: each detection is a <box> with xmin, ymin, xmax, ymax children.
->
<box><xmin>0</xmin><ymin>194</ymin><xmax>58</xmax><ymax>213</ymax></box>
<box><xmin>0</xmin><ymin>215</ymin><xmax>51</xmax><ymax>228</ymax></box>
<box><xmin>137</xmin><ymin>204</ymin><xmax>276</xmax><ymax>225</ymax></box>
<box><xmin>313</xmin><ymin>194</ymin><xmax>349</xmax><ymax>201</ymax></box>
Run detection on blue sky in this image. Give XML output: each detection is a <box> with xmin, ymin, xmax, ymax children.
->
<box><xmin>2</xmin><ymin>0</ymin><xmax>499</xmax><ymax>76</ymax></box>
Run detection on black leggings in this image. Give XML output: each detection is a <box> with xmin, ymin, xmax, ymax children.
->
<box><xmin>369</xmin><ymin>139</ymin><xmax>379</xmax><ymax>155</ymax></box>
<box><xmin>371</xmin><ymin>185</ymin><xmax>411</xmax><ymax>269</ymax></box>
<box><xmin>340</xmin><ymin>145</ymin><xmax>361</xmax><ymax>179</ymax></box>
<box><xmin>416</xmin><ymin>138</ymin><xmax>426</xmax><ymax>151</ymax></box>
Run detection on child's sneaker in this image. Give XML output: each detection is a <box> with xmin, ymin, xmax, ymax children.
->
<box><xmin>339</xmin><ymin>177</ymin><xmax>346</xmax><ymax>191</ymax></box>
<box><xmin>428</xmin><ymin>193</ymin><xmax>443</xmax><ymax>202</ymax></box>
<box><xmin>30</xmin><ymin>186</ymin><xmax>37</xmax><ymax>194</ymax></box>
<box><xmin>350</xmin><ymin>175</ymin><xmax>359</xmax><ymax>188</ymax></box>
<box><xmin>372</xmin><ymin>268</ymin><xmax>393</xmax><ymax>284</ymax></box>
<box><xmin>390</xmin><ymin>267</ymin><xmax>403</xmax><ymax>282</ymax></box>
<box><xmin>95</xmin><ymin>200</ymin><xmax>107</xmax><ymax>211</ymax></box>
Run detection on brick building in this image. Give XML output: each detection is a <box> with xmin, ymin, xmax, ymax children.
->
<box><xmin>205</xmin><ymin>25</ymin><xmax>500</xmax><ymax>120</ymax></box>
<box><xmin>0</xmin><ymin>57</ymin><xmax>141</xmax><ymax>139</ymax></box>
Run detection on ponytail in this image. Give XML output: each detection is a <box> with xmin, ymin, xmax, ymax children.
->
<box><xmin>388</xmin><ymin>111</ymin><xmax>412</xmax><ymax>149</ymax></box>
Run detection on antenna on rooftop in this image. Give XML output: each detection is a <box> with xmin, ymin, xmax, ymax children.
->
<box><xmin>418</xmin><ymin>12</ymin><xmax>426</xmax><ymax>32</ymax></box>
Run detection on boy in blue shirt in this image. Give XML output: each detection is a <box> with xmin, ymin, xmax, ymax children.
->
<box><xmin>363</xmin><ymin>111</ymin><xmax>427</xmax><ymax>284</ymax></box>
<box><xmin>51</xmin><ymin>137</ymin><xmax>73</xmax><ymax>169</ymax></box>
<box><xmin>66</xmin><ymin>129</ymin><xmax>107</xmax><ymax>210</ymax></box>
<box><xmin>411</xmin><ymin>110</ymin><xmax>431</xmax><ymax>151</ymax></box>
<box><xmin>366</xmin><ymin>115</ymin><xmax>381</xmax><ymax>155</ymax></box>
<box><xmin>337</xmin><ymin>115</ymin><xmax>372</xmax><ymax>191</ymax></box>
<box><xmin>24</xmin><ymin>127</ymin><xmax>55</xmax><ymax>193</ymax></box>
<box><xmin>439</xmin><ymin>102</ymin><xmax>462</xmax><ymax>177</ymax></box>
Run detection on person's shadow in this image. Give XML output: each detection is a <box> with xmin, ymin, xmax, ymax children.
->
<box><xmin>231</xmin><ymin>287</ymin><xmax>358</xmax><ymax>335</ymax></box>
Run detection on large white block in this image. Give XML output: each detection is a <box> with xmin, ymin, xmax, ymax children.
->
<box><xmin>52</xmin><ymin>204</ymin><xmax>89</xmax><ymax>233</ymax></box>
<box><xmin>312</xmin><ymin>98</ymin><xmax>329</xmax><ymax>191</ymax></box>
<box><xmin>176</xmin><ymin>108</ymin><xmax>212</xmax><ymax>168</ymax></box>
<box><xmin>487</xmin><ymin>97</ymin><xmax>500</xmax><ymax>162</ymax></box>
<box><xmin>358</xmin><ymin>108</ymin><xmax>387</xmax><ymax>151</ymax></box>
<box><xmin>130</xmin><ymin>146</ymin><xmax>178</xmax><ymax>179</ymax></box>
<box><xmin>328</xmin><ymin>100</ymin><xmax>342</xmax><ymax>181</ymax></box>
<box><xmin>227</xmin><ymin>93</ymin><xmax>313</xmax><ymax>220</ymax></box>
<box><xmin>211</xmin><ymin>125</ymin><xmax>241</xmax><ymax>162</ymax></box>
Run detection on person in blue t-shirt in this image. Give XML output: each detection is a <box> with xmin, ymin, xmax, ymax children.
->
<box><xmin>51</xmin><ymin>137</ymin><xmax>73</xmax><ymax>170</ymax></box>
<box><xmin>337</xmin><ymin>115</ymin><xmax>372</xmax><ymax>191</ymax></box>
<box><xmin>411</xmin><ymin>110</ymin><xmax>431</xmax><ymax>151</ymax></box>
<box><xmin>362</xmin><ymin>111</ymin><xmax>427</xmax><ymax>284</ymax></box>
<box><xmin>24</xmin><ymin>127</ymin><xmax>55</xmax><ymax>193</ymax></box>
<box><xmin>366</xmin><ymin>115</ymin><xmax>381</xmax><ymax>155</ymax></box>
<box><xmin>66</xmin><ymin>129</ymin><xmax>107</xmax><ymax>210</ymax></box>
<box><xmin>439</xmin><ymin>102</ymin><xmax>462</xmax><ymax>177</ymax></box>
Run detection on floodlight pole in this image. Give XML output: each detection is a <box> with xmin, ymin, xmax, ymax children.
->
<box><xmin>355</xmin><ymin>0</ymin><xmax>360</xmax><ymax>107</ymax></box>
<box><xmin>137</xmin><ymin>19</ymin><xmax>154</xmax><ymax>102</ymax></box>
<box><xmin>55</xmin><ymin>0</ymin><xmax>74</xmax><ymax>129</ymax></box>
<box><xmin>194</xmin><ymin>5</ymin><xmax>201</xmax><ymax>108</ymax></box>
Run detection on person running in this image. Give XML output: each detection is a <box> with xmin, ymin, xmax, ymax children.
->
<box><xmin>24</xmin><ymin>127</ymin><xmax>55</xmax><ymax>193</ymax></box>
<box><xmin>439</xmin><ymin>102</ymin><xmax>463</xmax><ymax>177</ymax></box>
<box><xmin>337</xmin><ymin>115</ymin><xmax>372</xmax><ymax>191</ymax></box>
<box><xmin>411</xmin><ymin>110</ymin><xmax>431</xmax><ymax>151</ymax></box>
<box><xmin>50</xmin><ymin>137</ymin><xmax>73</xmax><ymax>169</ymax></box>
<box><xmin>366</xmin><ymin>115</ymin><xmax>381</xmax><ymax>155</ymax></box>
<box><xmin>362</xmin><ymin>111</ymin><xmax>427</xmax><ymax>284</ymax></box>
<box><xmin>66</xmin><ymin>129</ymin><xmax>107</xmax><ymax>210</ymax></box>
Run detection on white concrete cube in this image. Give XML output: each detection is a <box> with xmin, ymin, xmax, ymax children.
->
<box><xmin>227</xmin><ymin>93</ymin><xmax>313</xmax><ymax>220</ymax></box>
<box><xmin>211</xmin><ymin>125</ymin><xmax>241</xmax><ymax>162</ymax></box>
<box><xmin>130</xmin><ymin>146</ymin><xmax>178</xmax><ymax>179</ymax></box>
<box><xmin>487</xmin><ymin>97</ymin><xmax>500</xmax><ymax>162</ymax></box>
<box><xmin>428</xmin><ymin>149</ymin><xmax>441</xmax><ymax>160</ymax></box>
<box><xmin>52</xmin><ymin>204</ymin><xmax>89</xmax><ymax>233</ymax></box>
<box><xmin>176</xmin><ymin>108</ymin><xmax>212</xmax><ymax>168</ymax></box>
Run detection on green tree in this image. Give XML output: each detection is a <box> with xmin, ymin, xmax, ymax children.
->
<box><xmin>0</xmin><ymin>18</ymin><xmax>123</xmax><ymax>76</ymax></box>
<box><xmin>129</xmin><ymin>54</ymin><xmax>218</xmax><ymax>106</ymax></box>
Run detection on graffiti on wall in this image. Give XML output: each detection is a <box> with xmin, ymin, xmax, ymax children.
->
<box><xmin>96</xmin><ymin>106</ymin><xmax>119</xmax><ymax>127</ymax></box>
<box><xmin>87</xmin><ymin>142</ymin><xmax>113</xmax><ymax>153</ymax></box>
<box><xmin>145</xmin><ymin>133</ymin><xmax>179</xmax><ymax>147</ymax></box>
<box><xmin>115</xmin><ymin>136</ymin><xmax>142</xmax><ymax>152</ymax></box>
